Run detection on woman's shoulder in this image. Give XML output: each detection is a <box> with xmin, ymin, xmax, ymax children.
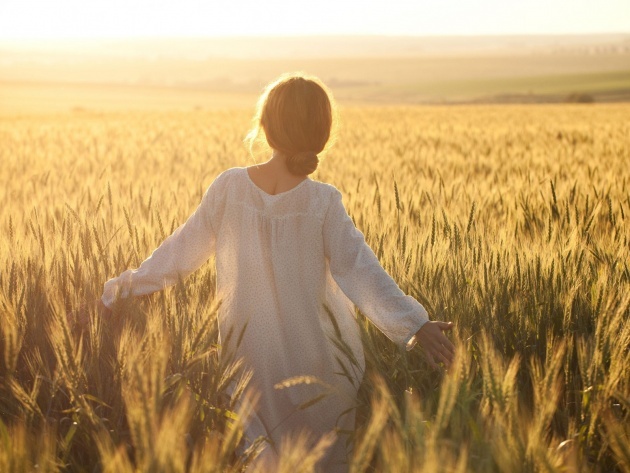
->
<box><xmin>310</xmin><ymin>179</ymin><xmax>343</xmax><ymax>201</ymax></box>
<box><xmin>200</xmin><ymin>168</ymin><xmax>243</xmax><ymax>205</ymax></box>
<box><xmin>214</xmin><ymin>166</ymin><xmax>244</xmax><ymax>182</ymax></box>
<box><xmin>207</xmin><ymin>166</ymin><xmax>246</xmax><ymax>190</ymax></box>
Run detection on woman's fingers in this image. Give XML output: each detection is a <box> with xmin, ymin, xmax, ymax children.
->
<box><xmin>433</xmin><ymin>350</ymin><xmax>451</xmax><ymax>368</ymax></box>
<box><xmin>438</xmin><ymin>345</ymin><xmax>455</xmax><ymax>366</ymax></box>
<box><xmin>425</xmin><ymin>352</ymin><xmax>439</xmax><ymax>369</ymax></box>
<box><xmin>415</xmin><ymin>320</ymin><xmax>456</xmax><ymax>369</ymax></box>
<box><xmin>425</xmin><ymin>338</ymin><xmax>452</xmax><ymax>366</ymax></box>
<box><xmin>437</xmin><ymin>325</ymin><xmax>456</xmax><ymax>351</ymax></box>
<box><xmin>438</xmin><ymin>333</ymin><xmax>456</xmax><ymax>355</ymax></box>
<box><xmin>430</xmin><ymin>326</ymin><xmax>455</xmax><ymax>356</ymax></box>
<box><xmin>67</xmin><ymin>302</ymin><xmax>99</xmax><ymax>332</ymax></box>
<box><xmin>439</xmin><ymin>321</ymin><xmax>454</xmax><ymax>331</ymax></box>
<box><xmin>75</xmin><ymin>310</ymin><xmax>88</xmax><ymax>330</ymax></box>
<box><xmin>429</xmin><ymin>330</ymin><xmax>455</xmax><ymax>356</ymax></box>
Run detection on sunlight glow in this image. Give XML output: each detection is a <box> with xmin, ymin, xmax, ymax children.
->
<box><xmin>0</xmin><ymin>0</ymin><xmax>629</xmax><ymax>41</ymax></box>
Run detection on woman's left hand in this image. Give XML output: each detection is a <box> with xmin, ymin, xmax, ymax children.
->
<box><xmin>67</xmin><ymin>299</ymin><xmax>111</xmax><ymax>331</ymax></box>
<box><xmin>414</xmin><ymin>321</ymin><xmax>455</xmax><ymax>369</ymax></box>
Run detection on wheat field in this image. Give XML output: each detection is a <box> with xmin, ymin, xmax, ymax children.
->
<box><xmin>0</xmin><ymin>104</ymin><xmax>629</xmax><ymax>472</ymax></box>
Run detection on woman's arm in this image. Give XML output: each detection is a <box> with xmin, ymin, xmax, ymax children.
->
<box><xmin>323</xmin><ymin>188</ymin><xmax>454</xmax><ymax>366</ymax></box>
<box><xmin>101</xmin><ymin>173</ymin><xmax>225</xmax><ymax>309</ymax></box>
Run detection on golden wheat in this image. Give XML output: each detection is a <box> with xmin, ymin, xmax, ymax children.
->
<box><xmin>0</xmin><ymin>104</ymin><xmax>629</xmax><ymax>472</ymax></box>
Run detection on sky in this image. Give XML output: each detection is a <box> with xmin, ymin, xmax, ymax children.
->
<box><xmin>0</xmin><ymin>0</ymin><xmax>629</xmax><ymax>40</ymax></box>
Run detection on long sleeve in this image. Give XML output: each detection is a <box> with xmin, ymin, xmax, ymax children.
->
<box><xmin>101</xmin><ymin>173</ymin><xmax>224</xmax><ymax>309</ymax></box>
<box><xmin>323</xmin><ymin>188</ymin><xmax>429</xmax><ymax>350</ymax></box>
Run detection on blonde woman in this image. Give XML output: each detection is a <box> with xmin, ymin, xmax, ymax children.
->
<box><xmin>97</xmin><ymin>72</ymin><xmax>454</xmax><ymax>471</ymax></box>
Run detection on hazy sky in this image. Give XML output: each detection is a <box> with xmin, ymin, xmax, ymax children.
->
<box><xmin>1</xmin><ymin>0</ymin><xmax>629</xmax><ymax>39</ymax></box>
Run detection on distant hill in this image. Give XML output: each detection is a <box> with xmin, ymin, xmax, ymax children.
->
<box><xmin>1</xmin><ymin>34</ymin><xmax>629</xmax><ymax>113</ymax></box>
<box><xmin>2</xmin><ymin>34</ymin><xmax>629</xmax><ymax>58</ymax></box>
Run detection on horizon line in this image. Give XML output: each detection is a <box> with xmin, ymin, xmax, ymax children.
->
<box><xmin>1</xmin><ymin>31</ymin><xmax>630</xmax><ymax>42</ymax></box>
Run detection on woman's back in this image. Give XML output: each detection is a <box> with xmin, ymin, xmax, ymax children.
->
<box><xmin>212</xmin><ymin>166</ymin><xmax>364</xmax><ymax>383</ymax></box>
<box><xmin>211</xmin><ymin>166</ymin><xmax>364</xmax><ymax>470</ymax></box>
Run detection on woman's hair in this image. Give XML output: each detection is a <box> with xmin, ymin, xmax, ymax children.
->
<box><xmin>245</xmin><ymin>72</ymin><xmax>338</xmax><ymax>176</ymax></box>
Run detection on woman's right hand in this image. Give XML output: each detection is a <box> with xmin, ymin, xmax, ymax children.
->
<box><xmin>414</xmin><ymin>321</ymin><xmax>455</xmax><ymax>369</ymax></box>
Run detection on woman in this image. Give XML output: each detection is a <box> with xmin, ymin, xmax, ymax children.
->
<box><xmin>96</xmin><ymin>72</ymin><xmax>454</xmax><ymax>471</ymax></box>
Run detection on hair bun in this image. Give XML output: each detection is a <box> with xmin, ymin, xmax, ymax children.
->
<box><xmin>287</xmin><ymin>150</ymin><xmax>319</xmax><ymax>176</ymax></box>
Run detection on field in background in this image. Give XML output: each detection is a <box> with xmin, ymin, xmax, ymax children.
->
<box><xmin>1</xmin><ymin>104</ymin><xmax>629</xmax><ymax>471</ymax></box>
<box><xmin>2</xmin><ymin>34</ymin><xmax>630</xmax><ymax>114</ymax></box>
<box><xmin>0</xmin><ymin>82</ymin><xmax>256</xmax><ymax>114</ymax></box>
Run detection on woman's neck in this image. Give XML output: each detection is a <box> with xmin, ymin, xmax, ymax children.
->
<box><xmin>268</xmin><ymin>150</ymin><xmax>288</xmax><ymax>169</ymax></box>
<box><xmin>247</xmin><ymin>150</ymin><xmax>308</xmax><ymax>195</ymax></box>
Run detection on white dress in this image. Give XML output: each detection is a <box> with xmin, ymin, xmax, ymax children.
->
<box><xmin>102</xmin><ymin>167</ymin><xmax>429</xmax><ymax>472</ymax></box>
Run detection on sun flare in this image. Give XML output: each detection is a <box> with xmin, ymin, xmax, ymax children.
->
<box><xmin>0</xmin><ymin>0</ymin><xmax>629</xmax><ymax>42</ymax></box>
